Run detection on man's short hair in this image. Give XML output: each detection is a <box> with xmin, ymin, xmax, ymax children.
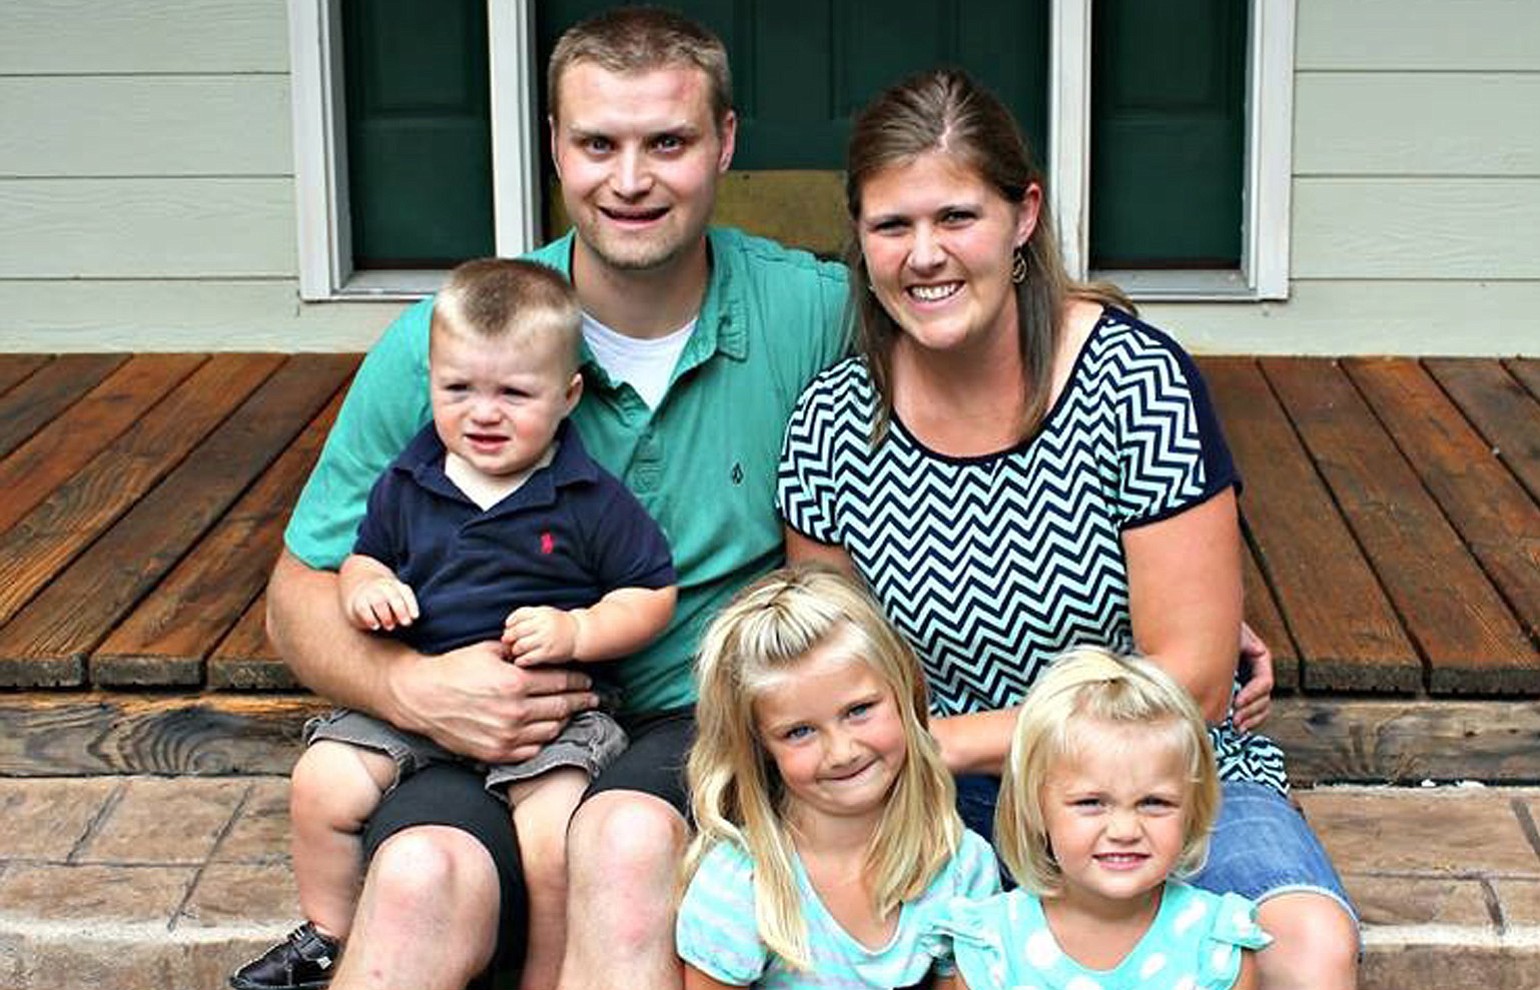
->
<box><xmin>431</xmin><ymin>258</ymin><xmax>581</xmax><ymax>374</ymax></box>
<box><xmin>548</xmin><ymin>6</ymin><xmax>732</xmax><ymax>128</ymax></box>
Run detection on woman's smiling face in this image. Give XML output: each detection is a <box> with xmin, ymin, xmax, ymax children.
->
<box><xmin>857</xmin><ymin>150</ymin><xmax>1039</xmax><ymax>357</ymax></box>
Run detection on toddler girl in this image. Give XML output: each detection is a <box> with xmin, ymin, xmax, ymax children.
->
<box><xmin>936</xmin><ymin>647</ymin><xmax>1271</xmax><ymax>990</ymax></box>
<box><xmin>677</xmin><ymin>565</ymin><xmax>1000</xmax><ymax>988</ymax></box>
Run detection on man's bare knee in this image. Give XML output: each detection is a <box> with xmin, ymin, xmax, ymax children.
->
<box><xmin>369</xmin><ymin>826</ymin><xmax>499</xmax><ymax>914</ymax></box>
<box><xmin>567</xmin><ymin>792</ymin><xmax>687</xmax><ymax>879</ymax></box>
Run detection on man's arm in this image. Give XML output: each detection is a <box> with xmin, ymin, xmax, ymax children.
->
<box><xmin>268</xmin><ymin>549</ymin><xmax>598</xmax><ymax>764</ymax></box>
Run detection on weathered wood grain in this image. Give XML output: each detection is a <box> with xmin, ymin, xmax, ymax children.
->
<box><xmin>0</xmin><ymin>692</ymin><xmax>325</xmax><ymax>776</ymax></box>
<box><xmin>0</xmin><ymin>353</ymin><xmax>126</xmax><ymax>459</ymax></box>
<box><xmin>1200</xmin><ymin>358</ymin><xmax>1418</xmax><ymax>691</ymax></box>
<box><xmin>1508</xmin><ymin>358</ymin><xmax>1540</xmax><ymax>405</ymax></box>
<box><xmin>1346</xmin><ymin>358</ymin><xmax>1540</xmax><ymax>649</ymax></box>
<box><xmin>0</xmin><ymin>354</ymin><xmax>206</xmax><ymax>537</ymax></box>
<box><xmin>1427</xmin><ymin>358</ymin><xmax>1540</xmax><ymax>507</ymax></box>
<box><xmin>208</xmin><ymin>593</ymin><xmax>301</xmax><ymax>691</ymax></box>
<box><xmin>93</xmin><ymin>378</ymin><xmax>350</xmax><ymax>684</ymax></box>
<box><xmin>0</xmin><ymin>356</ymin><xmax>349</xmax><ymax>687</ymax></box>
<box><xmin>0</xmin><ymin>354</ymin><xmax>283</xmax><ymax>680</ymax></box>
<box><xmin>1241</xmin><ymin>534</ymin><xmax>1300</xmax><ymax>691</ymax></box>
<box><xmin>1268</xmin><ymin>698</ymin><xmax>1540</xmax><ymax>786</ymax></box>
<box><xmin>1265</xmin><ymin>358</ymin><xmax>1537</xmax><ymax>694</ymax></box>
<box><xmin>0</xmin><ymin>354</ymin><xmax>50</xmax><ymax>395</ymax></box>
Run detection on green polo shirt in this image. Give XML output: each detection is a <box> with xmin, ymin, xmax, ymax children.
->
<box><xmin>285</xmin><ymin>227</ymin><xmax>849</xmax><ymax>712</ymax></box>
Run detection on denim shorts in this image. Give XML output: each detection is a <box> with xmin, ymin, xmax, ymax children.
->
<box><xmin>1189</xmin><ymin>779</ymin><xmax>1359</xmax><ymax>926</ymax></box>
<box><xmin>954</xmin><ymin>774</ymin><xmax>1358</xmax><ymax>928</ymax></box>
<box><xmin>304</xmin><ymin>708</ymin><xmax>628</xmax><ymax>797</ymax></box>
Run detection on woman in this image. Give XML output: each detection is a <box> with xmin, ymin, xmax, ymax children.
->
<box><xmin>776</xmin><ymin>69</ymin><xmax>1357</xmax><ymax>990</ymax></box>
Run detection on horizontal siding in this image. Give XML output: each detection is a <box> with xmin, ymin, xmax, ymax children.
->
<box><xmin>1297</xmin><ymin>0</ymin><xmax>1540</xmax><ymax>71</ymax></box>
<box><xmin>0</xmin><ymin>77</ymin><xmax>292</xmax><ymax>177</ymax></box>
<box><xmin>1146</xmin><ymin>281</ymin><xmax>1540</xmax><ymax>356</ymax></box>
<box><xmin>0</xmin><ymin>178</ymin><xmax>295</xmax><ymax>278</ymax></box>
<box><xmin>1294</xmin><ymin>73</ymin><xmax>1540</xmax><ymax>176</ymax></box>
<box><xmin>0</xmin><ymin>280</ymin><xmax>399</xmax><ymax>352</ymax></box>
<box><xmin>0</xmin><ymin>0</ymin><xmax>287</xmax><ymax>74</ymax></box>
<box><xmin>1292</xmin><ymin>179</ymin><xmax>1540</xmax><ymax>280</ymax></box>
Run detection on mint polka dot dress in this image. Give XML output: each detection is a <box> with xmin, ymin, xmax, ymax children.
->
<box><xmin>934</xmin><ymin>881</ymin><xmax>1270</xmax><ymax>990</ymax></box>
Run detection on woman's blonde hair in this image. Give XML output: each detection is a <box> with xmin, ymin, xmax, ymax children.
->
<box><xmin>995</xmin><ymin>646</ymin><xmax>1220</xmax><ymax>895</ymax></box>
<box><xmin>844</xmin><ymin>68</ymin><xmax>1131</xmax><ymax>443</ymax></box>
<box><xmin>685</xmin><ymin>564</ymin><xmax>961</xmax><ymax>970</ymax></box>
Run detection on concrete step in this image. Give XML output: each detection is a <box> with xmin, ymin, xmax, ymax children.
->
<box><xmin>0</xmin><ymin>778</ymin><xmax>1536</xmax><ymax>989</ymax></box>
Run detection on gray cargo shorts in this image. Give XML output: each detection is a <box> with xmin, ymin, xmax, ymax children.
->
<box><xmin>304</xmin><ymin>707</ymin><xmax>629</xmax><ymax>799</ymax></box>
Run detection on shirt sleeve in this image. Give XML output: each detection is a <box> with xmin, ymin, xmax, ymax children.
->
<box><xmin>1112</xmin><ymin>323</ymin><xmax>1239</xmax><ymax>530</ymax></box>
<box><xmin>776</xmin><ymin>364</ymin><xmax>854</xmax><ymax>546</ymax></box>
<box><xmin>1197</xmin><ymin>890</ymin><xmax>1273</xmax><ymax>988</ymax></box>
<box><xmin>676</xmin><ymin>842</ymin><xmax>767</xmax><ymax>986</ymax></box>
<box><xmin>284</xmin><ymin>298</ymin><xmax>435</xmax><ymax>569</ymax></box>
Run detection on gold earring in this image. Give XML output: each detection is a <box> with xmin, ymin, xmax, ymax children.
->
<box><xmin>1011</xmin><ymin>249</ymin><xmax>1027</xmax><ymax>285</ymax></box>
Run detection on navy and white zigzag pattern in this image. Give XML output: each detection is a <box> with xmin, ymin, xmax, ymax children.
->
<box><xmin>778</xmin><ymin>311</ymin><xmax>1287</xmax><ymax>793</ymax></box>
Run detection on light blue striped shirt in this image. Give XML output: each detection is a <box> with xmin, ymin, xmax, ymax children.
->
<box><xmin>677</xmin><ymin>829</ymin><xmax>1000</xmax><ymax>988</ymax></box>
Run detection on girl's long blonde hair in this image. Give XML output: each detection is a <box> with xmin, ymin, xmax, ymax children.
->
<box><xmin>684</xmin><ymin>565</ymin><xmax>961</xmax><ymax>970</ymax></box>
<box><xmin>995</xmin><ymin>646</ymin><xmax>1221</xmax><ymax>895</ymax></box>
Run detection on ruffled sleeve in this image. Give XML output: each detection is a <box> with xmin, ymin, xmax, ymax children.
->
<box><xmin>1197</xmin><ymin>891</ymin><xmax>1272</xmax><ymax>989</ymax></box>
<box><xmin>675</xmin><ymin>841</ymin><xmax>767</xmax><ymax>986</ymax></box>
<box><xmin>916</xmin><ymin>830</ymin><xmax>1004</xmax><ymax>976</ymax></box>
<box><xmin>928</xmin><ymin>891</ymin><xmax>1033</xmax><ymax>990</ymax></box>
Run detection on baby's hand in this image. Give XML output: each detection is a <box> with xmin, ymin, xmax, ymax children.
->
<box><xmin>346</xmin><ymin>578</ymin><xmax>420</xmax><ymax>632</ymax></box>
<box><xmin>503</xmin><ymin>607</ymin><xmax>579</xmax><ymax>665</ymax></box>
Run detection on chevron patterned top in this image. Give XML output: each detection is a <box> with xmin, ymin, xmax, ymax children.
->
<box><xmin>777</xmin><ymin>309</ymin><xmax>1287</xmax><ymax>793</ymax></box>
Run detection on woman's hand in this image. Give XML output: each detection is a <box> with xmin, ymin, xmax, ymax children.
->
<box><xmin>1231</xmin><ymin>622</ymin><xmax>1275</xmax><ymax>731</ymax></box>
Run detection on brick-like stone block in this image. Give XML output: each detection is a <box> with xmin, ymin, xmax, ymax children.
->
<box><xmin>0</xmin><ymin>779</ymin><xmax>119</xmax><ymax>861</ymax></box>
<box><xmin>1298</xmin><ymin>788</ymin><xmax>1540</xmax><ymax>876</ymax></box>
<box><xmin>0</xmin><ymin>863</ymin><xmax>194</xmax><ymax>924</ymax></box>
<box><xmin>1494</xmin><ymin>879</ymin><xmax>1540</xmax><ymax>928</ymax></box>
<box><xmin>213</xmin><ymin>778</ymin><xmax>290</xmax><ymax>863</ymax></box>
<box><xmin>1345</xmin><ymin>874</ymin><xmax>1494</xmax><ymax>928</ymax></box>
<box><xmin>183</xmin><ymin>862</ymin><xmax>300</xmax><ymax>929</ymax></box>
<box><xmin>1361</xmin><ymin>942</ymin><xmax>1540</xmax><ymax>990</ymax></box>
<box><xmin>77</xmin><ymin>777</ymin><xmax>247</xmax><ymax>865</ymax></box>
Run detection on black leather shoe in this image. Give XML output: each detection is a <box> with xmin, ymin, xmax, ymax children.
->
<box><xmin>229</xmin><ymin>922</ymin><xmax>340</xmax><ymax>990</ymax></box>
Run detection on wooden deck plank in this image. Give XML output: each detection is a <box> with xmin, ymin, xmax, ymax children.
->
<box><xmin>0</xmin><ymin>356</ymin><xmax>352</xmax><ymax>688</ymax></box>
<box><xmin>1427</xmin><ymin>358</ymin><xmax>1540</xmax><ymax>506</ymax></box>
<box><xmin>1263</xmin><ymin>358</ymin><xmax>1537</xmax><ymax>694</ymax></box>
<box><xmin>1199</xmin><ymin>357</ymin><xmax>1419</xmax><ymax>692</ymax></box>
<box><xmin>0</xmin><ymin>354</ymin><xmax>207</xmax><ymax>537</ymax></box>
<box><xmin>1345</xmin><ymin>358</ymin><xmax>1540</xmax><ymax>650</ymax></box>
<box><xmin>0</xmin><ymin>354</ymin><xmax>283</xmax><ymax>685</ymax></box>
<box><xmin>0</xmin><ymin>354</ymin><xmax>127</xmax><ymax>459</ymax></box>
<box><xmin>1508</xmin><ymin>358</ymin><xmax>1540</xmax><ymax>405</ymax></box>
<box><xmin>208</xmin><ymin>593</ymin><xmax>302</xmax><ymax>691</ymax></box>
<box><xmin>1242</xmin><ymin>536</ymin><xmax>1300</xmax><ymax>691</ymax></box>
<box><xmin>93</xmin><ymin>378</ymin><xmax>350</xmax><ymax>685</ymax></box>
<box><xmin>0</xmin><ymin>354</ymin><xmax>51</xmax><ymax>396</ymax></box>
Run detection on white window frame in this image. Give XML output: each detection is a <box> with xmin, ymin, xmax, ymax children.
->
<box><xmin>291</xmin><ymin>0</ymin><xmax>1291</xmax><ymax>302</ymax></box>
<box><xmin>289</xmin><ymin>0</ymin><xmax>542</xmax><ymax>300</ymax></box>
<box><xmin>1050</xmin><ymin>0</ymin><xmax>1294</xmax><ymax>300</ymax></box>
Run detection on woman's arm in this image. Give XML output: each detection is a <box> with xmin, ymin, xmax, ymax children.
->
<box><xmin>783</xmin><ymin>526</ymin><xmax>859</xmax><ymax>577</ymax></box>
<box><xmin>1122</xmin><ymin>489</ymin><xmax>1244</xmax><ymax>722</ymax></box>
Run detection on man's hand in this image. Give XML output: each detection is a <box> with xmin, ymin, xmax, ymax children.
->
<box><xmin>344</xmin><ymin>576</ymin><xmax>420</xmax><ymax>632</ymax></box>
<box><xmin>387</xmin><ymin>639</ymin><xmax>597</xmax><ymax>763</ymax></box>
<box><xmin>1231</xmin><ymin>622</ymin><xmax>1275</xmax><ymax>732</ymax></box>
<box><xmin>503</xmin><ymin>606</ymin><xmax>582</xmax><ymax>665</ymax></box>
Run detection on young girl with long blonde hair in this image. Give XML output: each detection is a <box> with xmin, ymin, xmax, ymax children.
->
<box><xmin>935</xmin><ymin>647</ymin><xmax>1271</xmax><ymax>990</ymax></box>
<box><xmin>677</xmin><ymin>565</ymin><xmax>1000</xmax><ymax>988</ymax></box>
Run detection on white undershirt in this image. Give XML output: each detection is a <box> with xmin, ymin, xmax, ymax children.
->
<box><xmin>581</xmin><ymin>311</ymin><xmax>696</xmax><ymax>409</ymax></box>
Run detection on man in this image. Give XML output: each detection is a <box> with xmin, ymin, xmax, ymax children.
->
<box><xmin>267</xmin><ymin>8</ymin><xmax>848</xmax><ymax>989</ymax></box>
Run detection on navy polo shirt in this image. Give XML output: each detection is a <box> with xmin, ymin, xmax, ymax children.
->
<box><xmin>353</xmin><ymin>419</ymin><xmax>676</xmax><ymax>675</ymax></box>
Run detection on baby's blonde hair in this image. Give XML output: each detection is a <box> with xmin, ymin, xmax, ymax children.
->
<box><xmin>685</xmin><ymin>564</ymin><xmax>961</xmax><ymax>970</ymax></box>
<box><xmin>995</xmin><ymin>646</ymin><xmax>1220</xmax><ymax>895</ymax></box>
<box><xmin>430</xmin><ymin>257</ymin><xmax>580</xmax><ymax>374</ymax></box>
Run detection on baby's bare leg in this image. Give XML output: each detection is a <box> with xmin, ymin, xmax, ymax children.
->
<box><xmin>289</xmin><ymin>740</ymin><xmax>399</xmax><ymax>939</ymax></box>
<box><xmin>507</xmin><ymin>768</ymin><xmax>589</xmax><ymax>990</ymax></box>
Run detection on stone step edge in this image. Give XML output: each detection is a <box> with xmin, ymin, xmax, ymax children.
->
<box><xmin>4</xmin><ymin>916</ymin><xmax>1539</xmax><ymax>953</ymax></box>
